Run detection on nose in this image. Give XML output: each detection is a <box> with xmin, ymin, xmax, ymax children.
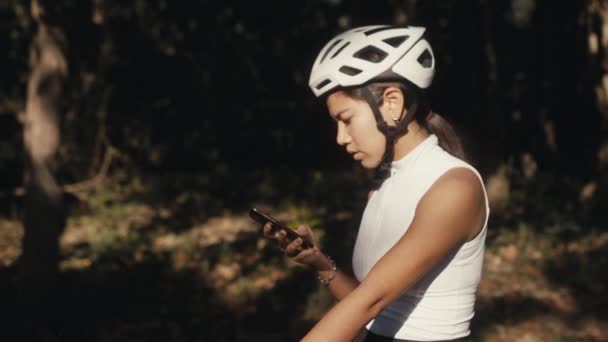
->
<box><xmin>336</xmin><ymin>121</ymin><xmax>351</xmax><ymax>146</ymax></box>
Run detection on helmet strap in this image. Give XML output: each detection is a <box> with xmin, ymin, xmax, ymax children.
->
<box><xmin>360</xmin><ymin>85</ymin><xmax>421</xmax><ymax>189</ymax></box>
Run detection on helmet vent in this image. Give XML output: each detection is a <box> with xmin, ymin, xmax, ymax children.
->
<box><xmin>354</xmin><ymin>46</ymin><xmax>387</xmax><ymax>63</ymax></box>
<box><xmin>383</xmin><ymin>35</ymin><xmax>409</xmax><ymax>48</ymax></box>
<box><xmin>417</xmin><ymin>49</ymin><xmax>433</xmax><ymax>68</ymax></box>
<box><xmin>320</xmin><ymin>39</ymin><xmax>343</xmax><ymax>63</ymax></box>
<box><xmin>339</xmin><ymin>66</ymin><xmax>362</xmax><ymax>76</ymax></box>
<box><xmin>363</xmin><ymin>27</ymin><xmax>392</xmax><ymax>35</ymax></box>
<box><xmin>331</xmin><ymin>42</ymin><xmax>351</xmax><ymax>59</ymax></box>
<box><xmin>316</xmin><ymin>79</ymin><xmax>332</xmax><ymax>90</ymax></box>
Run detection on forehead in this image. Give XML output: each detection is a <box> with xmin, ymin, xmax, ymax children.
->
<box><xmin>326</xmin><ymin>91</ymin><xmax>358</xmax><ymax>113</ymax></box>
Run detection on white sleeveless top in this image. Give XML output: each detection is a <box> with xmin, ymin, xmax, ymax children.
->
<box><xmin>352</xmin><ymin>135</ymin><xmax>489</xmax><ymax>341</ymax></box>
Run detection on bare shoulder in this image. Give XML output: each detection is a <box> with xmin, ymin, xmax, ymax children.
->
<box><xmin>430</xmin><ymin>167</ymin><xmax>484</xmax><ymax>201</ymax></box>
<box><xmin>416</xmin><ymin>167</ymin><xmax>486</xmax><ymax>240</ymax></box>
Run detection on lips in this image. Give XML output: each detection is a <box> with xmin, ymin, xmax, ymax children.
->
<box><xmin>348</xmin><ymin>150</ymin><xmax>363</xmax><ymax>160</ymax></box>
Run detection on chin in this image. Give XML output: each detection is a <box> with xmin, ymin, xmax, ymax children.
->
<box><xmin>360</xmin><ymin>158</ymin><xmax>381</xmax><ymax>169</ymax></box>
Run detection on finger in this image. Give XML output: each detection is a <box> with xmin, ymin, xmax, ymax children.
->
<box><xmin>295</xmin><ymin>225</ymin><xmax>311</xmax><ymax>237</ymax></box>
<box><xmin>285</xmin><ymin>238</ymin><xmax>304</xmax><ymax>257</ymax></box>
<box><xmin>275</xmin><ymin>229</ymin><xmax>287</xmax><ymax>240</ymax></box>
<box><xmin>292</xmin><ymin>247</ymin><xmax>319</xmax><ymax>263</ymax></box>
<box><xmin>263</xmin><ymin>222</ymin><xmax>274</xmax><ymax>236</ymax></box>
<box><xmin>296</xmin><ymin>225</ymin><xmax>315</xmax><ymax>246</ymax></box>
<box><xmin>276</xmin><ymin>230</ymin><xmax>289</xmax><ymax>249</ymax></box>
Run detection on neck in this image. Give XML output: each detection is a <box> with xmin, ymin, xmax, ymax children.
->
<box><xmin>392</xmin><ymin>122</ymin><xmax>429</xmax><ymax>161</ymax></box>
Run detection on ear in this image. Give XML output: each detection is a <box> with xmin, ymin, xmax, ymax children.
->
<box><xmin>381</xmin><ymin>86</ymin><xmax>406</xmax><ymax>122</ymax></box>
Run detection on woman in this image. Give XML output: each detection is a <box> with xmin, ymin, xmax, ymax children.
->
<box><xmin>265</xmin><ymin>25</ymin><xmax>489</xmax><ymax>342</ymax></box>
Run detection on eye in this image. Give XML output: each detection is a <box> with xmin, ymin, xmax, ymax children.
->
<box><xmin>341</xmin><ymin>113</ymin><xmax>353</xmax><ymax>124</ymax></box>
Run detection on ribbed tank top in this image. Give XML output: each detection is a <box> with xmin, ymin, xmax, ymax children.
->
<box><xmin>352</xmin><ymin>135</ymin><xmax>489</xmax><ymax>341</ymax></box>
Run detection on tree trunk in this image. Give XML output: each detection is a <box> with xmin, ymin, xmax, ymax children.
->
<box><xmin>586</xmin><ymin>0</ymin><xmax>608</xmax><ymax>223</ymax></box>
<box><xmin>16</xmin><ymin>0</ymin><xmax>67</xmax><ymax>306</ymax></box>
<box><xmin>589</xmin><ymin>0</ymin><xmax>608</xmax><ymax>118</ymax></box>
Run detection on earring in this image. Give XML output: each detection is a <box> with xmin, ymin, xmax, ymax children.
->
<box><xmin>390</xmin><ymin>106</ymin><xmax>399</xmax><ymax>122</ymax></box>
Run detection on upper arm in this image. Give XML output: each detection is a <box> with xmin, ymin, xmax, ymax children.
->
<box><xmin>355</xmin><ymin>167</ymin><xmax>486</xmax><ymax>312</ymax></box>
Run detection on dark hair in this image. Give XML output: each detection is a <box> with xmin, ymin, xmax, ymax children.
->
<box><xmin>343</xmin><ymin>82</ymin><xmax>466</xmax><ymax>161</ymax></box>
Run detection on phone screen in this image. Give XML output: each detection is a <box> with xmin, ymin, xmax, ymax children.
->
<box><xmin>249</xmin><ymin>208</ymin><xmax>313</xmax><ymax>249</ymax></box>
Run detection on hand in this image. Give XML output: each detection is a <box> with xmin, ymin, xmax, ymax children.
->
<box><xmin>263</xmin><ymin>223</ymin><xmax>331</xmax><ymax>271</ymax></box>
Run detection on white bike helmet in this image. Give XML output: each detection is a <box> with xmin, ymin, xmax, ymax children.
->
<box><xmin>309</xmin><ymin>25</ymin><xmax>435</xmax><ymax>98</ymax></box>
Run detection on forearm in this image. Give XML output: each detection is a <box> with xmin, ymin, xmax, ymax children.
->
<box><xmin>301</xmin><ymin>285</ymin><xmax>379</xmax><ymax>341</ymax></box>
<box><xmin>317</xmin><ymin>268</ymin><xmax>359</xmax><ymax>301</ymax></box>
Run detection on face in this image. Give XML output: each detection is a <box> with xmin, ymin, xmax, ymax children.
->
<box><xmin>326</xmin><ymin>91</ymin><xmax>388</xmax><ymax>168</ymax></box>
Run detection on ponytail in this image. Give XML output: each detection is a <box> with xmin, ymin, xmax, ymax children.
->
<box><xmin>419</xmin><ymin>112</ymin><xmax>467</xmax><ymax>161</ymax></box>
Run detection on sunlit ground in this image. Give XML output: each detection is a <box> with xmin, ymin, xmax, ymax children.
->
<box><xmin>1</xmin><ymin>170</ymin><xmax>606</xmax><ymax>341</ymax></box>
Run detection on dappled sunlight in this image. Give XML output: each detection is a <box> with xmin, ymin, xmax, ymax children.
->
<box><xmin>186</xmin><ymin>214</ymin><xmax>258</xmax><ymax>248</ymax></box>
<box><xmin>55</xmin><ymin>210</ymin><xmax>608</xmax><ymax>341</ymax></box>
<box><xmin>39</xmin><ymin>179</ymin><xmax>337</xmax><ymax>325</ymax></box>
<box><xmin>474</xmin><ymin>227</ymin><xmax>608</xmax><ymax>340</ymax></box>
<box><xmin>1</xmin><ymin>172</ymin><xmax>607</xmax><ymax>340</ymax></box>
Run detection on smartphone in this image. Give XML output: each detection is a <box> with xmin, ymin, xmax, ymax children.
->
<box><xmin>249</xmin><ymin>208</ymin><xmax>313</xmax><ymax>249</ymax></box>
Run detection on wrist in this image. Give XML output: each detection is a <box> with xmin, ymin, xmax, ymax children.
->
<box><xmin>313</xmin><ymin>253</ymin><xmax>333</xmax><ymax>271</ymax></box>
<box><xmin>316</xmin><ymin>255</ymin><xmax>337</xmax><ymax>287</ymax></box>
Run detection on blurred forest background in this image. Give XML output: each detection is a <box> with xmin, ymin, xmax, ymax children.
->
<box><xmin>0</xmin><ymin>0</ymin><xmax>607</xmax><ymax>341</ymax></box>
